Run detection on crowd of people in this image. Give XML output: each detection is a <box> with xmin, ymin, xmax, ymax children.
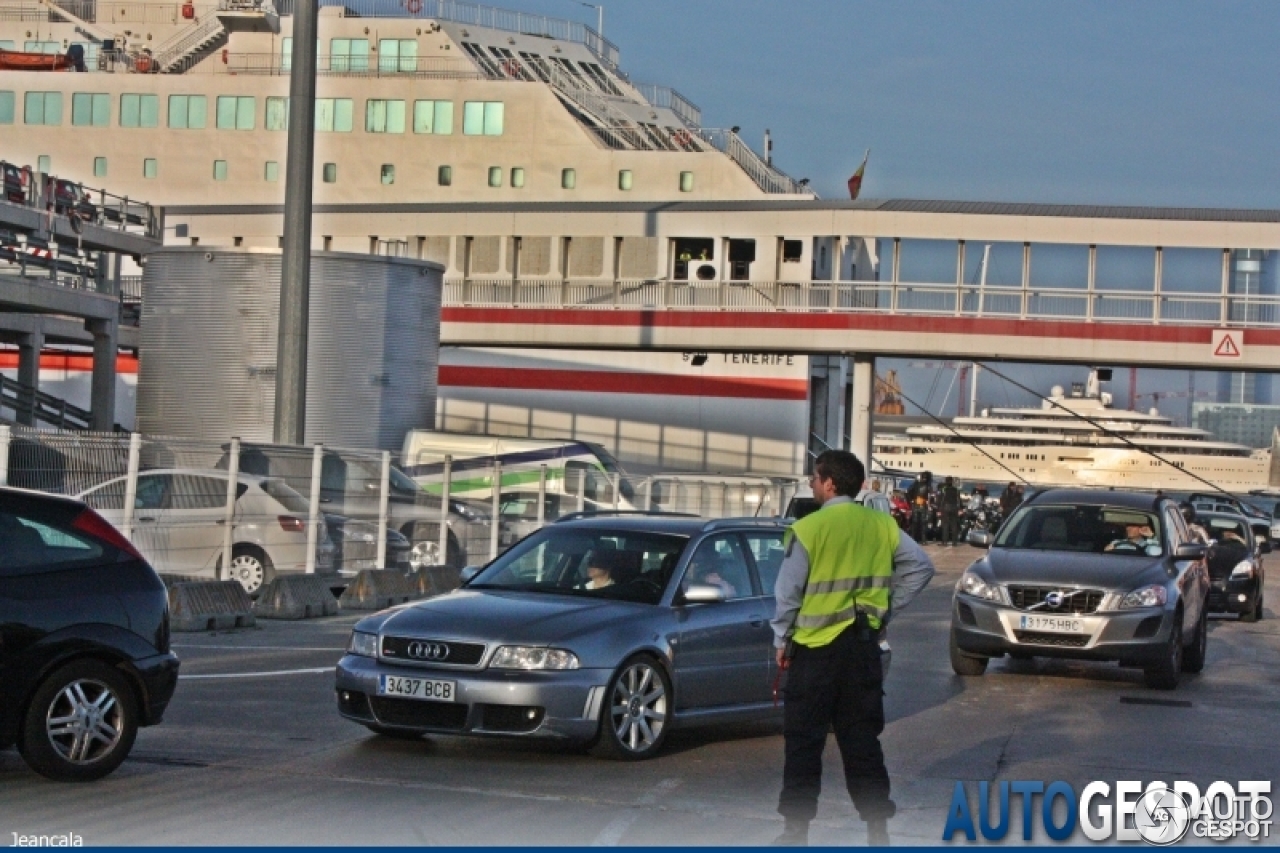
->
<box><xmin>897</xmin><ymin>473</ymin><xmax>1026</xmax><ymax>546</ymax></box>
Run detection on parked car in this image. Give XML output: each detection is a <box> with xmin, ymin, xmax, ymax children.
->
<box><xmin>77</xmin><ymin>468</ymin><xmax>337</xmax><ymax>595</ymax></box>
<box><xmin>327</xmin><ymin>515</ymin><xmax>413</xmax><ymax>577</ymax></box>
<box><xmin>42</xmin><ymin>176</ymin><xmax>96</xmax><ymax>221</ymax></box>
<box><xmin>336</xmin><ymin>515</ymin><xmax>790</xmax><ymax>759</ymax></box>
<box><xmin>952</xmin><ymin>489</ymin><xmax>1210</xmax><ymax>689</ymax></box>
<box><xmin>1189</xmin><ymin>493</ymin><xmax>1271</xmax><ymax>528</ymax></box>
<box><xmin>1198</xmin><ymin>511</ymin><xmax>1266</xmax><ymax>622</ymax></box>
<box><xmin>494</xmin><ymin>490</ymin><xmax>613</xmax><ymax>547</ymax></box>
<box><xmin>215</xmin><ymin>443</ymin><xmax>489</xmax><ymax>569</ymax></box>
<box><xmin>1</xmin><ymin>486</ymin><xmax>179</xmax><ymax>781</ymax></box>
<box><xmin>2</xmin><ymin>161</ymin><xmax>26</xmax><ymax>204</ymax></box>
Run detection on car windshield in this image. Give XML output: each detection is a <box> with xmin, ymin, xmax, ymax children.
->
<box><xmin>994</xmin><ymin>504</ymin><xmax>1164</xmax><ymax>556</ymax></box>
<box><xmin>260</xmin><ymin>478</ymin><xmax>310</xmax><ymax>513</ymax></box>
<box><xmin>469</xmin><ymin>528</ymin><xmax>688</xmax><ymax>605</ymax></box>
<box><xmin>1204</xmin><ymin>516</ymin><xmax>1249</xmax><ymax>545</ymax></box>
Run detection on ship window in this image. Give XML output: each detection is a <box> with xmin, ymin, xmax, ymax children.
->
<box><xmin>72</xmin><ymin>93</ymin><xmax>109</xmax><ymax>127</ymax></box>
<box><xmin>679</xmin><ymin>171</ymin><xmax>694</xmax><ymax>192</ymax></box>
<box><xmin>510</xmin><ymin>167</ymin><xmax>525</xmax><ymax>188</ymax></box>
<box><xmin>264</xmin><ymin>161</ymin><xmax>278</xmax><ymax>182</ymax></box>
<box><xmin>322</xmin><ymin>163</ymin><xmax>337</xmax><ymax>183</ymax></box>
<box><xmin>413</xmin><ymin>100</ymin><xmax>453</xmax><ymax>134</ymax></box>
<box><xmin>212</xmin><ymin>160</ymin><xmax>228</xmax><ymax>181</ymax></box>
<box><xmin>216</xmin><ymin>96</ymin><xmax>255</xmax><ymax>130</ymax></box>
<box><xmin>143</xmin><ymin>158</ymin><xmax>158</xmax><ymax>179</ymax></box>
<box><xmin>438</xmin><ymin>165</ymin><xmax>452</xmax><ymax>186</ymax></box>
<box><xmin>0</xmin><ymin>91</ymin><xmax>13</xmax><ymax>124</ymax></box>
<box><xmin>618</xmin><ymin>169</ymin><xmax>633</xmax><ymax>191</ymax></box>
<box><xmin>330</xmin><ymin>38</ymin><xmax>369</xmax><ymax>72</ymax></box>
<box><xmin>561</xmin><ymin>168</ymin><xmax>576</xmax><ymax>190</ymax></box>
<box><xmin>316</xmin><ymin>98</ymin><xmax>353</xmax><ymax>132</ymax></box>
<box><xmin>365</xmin><ymin>99</ymin><xmax>405</xmax><ymax>133</ymax></box>
<box><xmin>0</xmin><ymin>41</ymin><xmax>13</xmax><ymax>50</ymax></box>
<box><xmin>37</xmin><ymin>155</ymin><xmax>50</xmax><ymax>173</ymax></box>
<box><xmin>265</xmin><ymin>96</ymin><xmax>287</xmax><ymax>131</ymax></box>
<box><xmin>463</xmin><ymin>101</ymin><xmax>504</xmax><ymax>136</ymax></box>
<box><xmin>673</xmin><ymin>238</ymin><xmax>715</xmax><ymax>280</ymax></box>
<box><xmin>168</xmin><ymin>94</ymin><xmax>207</xmax><ymax>129</ymax></box>
<box><xmin>377</xmin><ymin>38</ymin><xmax>417</xmax><ymax>73</ymax></box>
<box><xmin>280</xmin><ymin>36</ymin><xmax>291</xmax><ymax>71</ymax></box>
<box><xmin>24</xmin><ymin>40</ymin><xmax>59</xmax><ymax>54</ymax></box>
<box><xmin>487</xmin><ymin>166</ymin><xmax>502</xmax><ymax>188</ymax></box>
<box><xmin>93</xmin><ymin>157</ymin><xmax>107</xmax><ymax>177</ymax></box>
<box><xmin>24</xmin><ymin>92</ymin><xmax>62</xmax><ymax>126</ymax></box>
<box><xmin>380</xmin><ymin>164</ymin><xmax>395</xmax><ymax>185</ymax></box>
<box><xmin>120</xmin><ymin>93</ymin><xmax>158</xmax><ymax>128</ymax></box>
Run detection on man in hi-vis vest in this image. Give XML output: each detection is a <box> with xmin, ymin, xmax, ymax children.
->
<box><xmin>771</xmin><ymin>450</ymin><xmax>935</xmax><ymax>846</ymax></box>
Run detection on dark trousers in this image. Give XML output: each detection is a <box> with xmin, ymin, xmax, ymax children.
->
<box><xmin>910</xmin><ymin>508</ymin><xmax>929</xmax><ymax>542</ymax></box>
<box><xmin>778</xmin><ymin>625</ymin><xmax>894</xmax><ymax>823</ymax></box>
<box><xmin>941</xmin><ymin>509</ymin><xmax>960</xmax><ymax>544</ymax></box>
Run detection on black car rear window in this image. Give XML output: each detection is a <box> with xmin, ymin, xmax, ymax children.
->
<box><xmin>0</xmin><ymin>507</ymin><xmax>106</xmax><ymax>575</ymax></box>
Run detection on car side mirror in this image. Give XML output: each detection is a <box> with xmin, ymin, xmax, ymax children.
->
<box><xmin>680</xmin><ymin>583</ymin><xmax>727</xmax><ymax>604</ymax></box>
<box><xmin>967</xmin><ymin>530</ymin><xmax>994</xmax><ymax>548</ymax></box>
<box><xmin>1174</xmin><ymin>543</ymin><xmax>1207</xmax><ymax>560</ymax></box>
<box><xmin>459</xmin><ymin>566</ymin><xmax>482</xmax><ymax>585</ymax></box>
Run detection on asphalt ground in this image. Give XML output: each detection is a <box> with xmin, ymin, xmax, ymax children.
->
<box><xmin>2</xmin><ymin>544</ymin><xmax>1277</xmax><ymax>847</ymax></box>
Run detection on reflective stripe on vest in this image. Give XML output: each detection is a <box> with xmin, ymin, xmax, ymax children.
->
<box><xmin>787</xmin><ymin>501</ymin><xmax>898</xmax><ymax>647</ymax></box>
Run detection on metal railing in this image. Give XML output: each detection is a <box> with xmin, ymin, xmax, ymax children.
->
<box><xmin>1</xmin><ymin>160</ymin><xmax>161</xmax><ymax>238</ymax></box>
<box><xmin>152</xmin><ymin>14</ymin><xmax>226</xmax><ymax>72</ymax></box>
<box><xmin>222</xmin><ymin>51</ymin><xmax>484</xmax><ymax>77</ymax></box>
<box><xmin>698</xmin><ymin>128</ymin><xmax>812</xmax><ymax>196</ymax></box>
<box><xmin>634</xmin><ymin>83</ymin><xmax>702</xmax><ymax>129</ymax></box>
<box><xmin>0</xmin><ymin>375</ymin><xmax>103</xmax><ymax>431</ymax></box>
<box><xmin>439</xmin><ymin>277</ymin><xmax>1280</xmax><ymax>329</ymax></box>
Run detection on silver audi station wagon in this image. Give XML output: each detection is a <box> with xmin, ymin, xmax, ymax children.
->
<box><xmin>950</xmin><ymin>489</ymin><xmax>1210</xmax><ymax>689</ymax></box>
<box><xmin>335</xmin><ymin>515</ymin><xmax>788</xmax><ymax>759</ymax></box>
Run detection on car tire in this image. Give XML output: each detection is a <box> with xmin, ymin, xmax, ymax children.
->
<box><xmin>1143</xmin><ymin>611</ymin><xmax>1183</xmax><ymax>689</ymax></box>
<box><xmin>18</xmin><ymin>659</ymin><xmax>138</xmax><ymax>782</ymax></box>
<box><xmin>365</xmin><ymin>725</ymin><xmax>423</xmax><ymax>741</ymax></box>
<box><xmin>589</xmin><ymin>655</ymin><xmax>671</xmax><ymax>761</ymax></box>
<box><xmin>949</xmin><ymin>629</ymin><xmax>988</xmax><ymax>676</ymax></box>
<box><xmin>227</xmin><ymin>546</ymin><xmax>275</xmax><ymax>596</ymax></box>
<box><xmin>1241</xmin><ymin>591</ymin><xmax>1262</xmax><ymax>623</ymax></box>
<box><xmin>1181</xmin><ymin>604</ymin><xmax>1207</xmax><ymax>674</ymax></box>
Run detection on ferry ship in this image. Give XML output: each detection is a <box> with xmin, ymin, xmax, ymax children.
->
<box><xmin>872</xmin><ymin>371</ymin><xmax>1277</xmax><ymax>492</ymax></box>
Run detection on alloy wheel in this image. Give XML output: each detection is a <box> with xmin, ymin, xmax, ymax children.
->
<box><xmin>45</xmin><ymin>678</ymin><xmax>124</xmax><ymax>765</ymax></box>
<box><xmin>607</xmin><ymin>661</ymin><xmax>668</xmax><ymax>755</ymax></box>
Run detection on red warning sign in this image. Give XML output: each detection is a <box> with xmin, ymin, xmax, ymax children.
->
<box><xmin>1211</xmin><ymin>329</ymin><xmax>1243</xmax><ymax>359</ymax></box>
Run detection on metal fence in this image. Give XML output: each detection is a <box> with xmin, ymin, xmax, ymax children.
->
<box><xmin>0</xmin><ymin>160</ymin><xmax>161</xmax><ymax>239</ymax></box>
<box><xmin>0</xmin><ymin>426</ymin><xmax>796</xmax><ymax>593</ymax></box>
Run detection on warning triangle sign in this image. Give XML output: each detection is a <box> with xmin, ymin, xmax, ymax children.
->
<box><xmin>1214</xmin><ymin>333</ymin><xmax>1241</xmax><ymax>358</ymax></box>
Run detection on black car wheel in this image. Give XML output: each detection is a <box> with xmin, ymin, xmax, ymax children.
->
<box><xmin>949</xmin><ymin>628</ymin><xmax>988</xmax><ymax>676</ymax></box>
<box><xmin>1143</xmin><ymin>611</ymin><xmax>1183</xmax><ymax>690</ymax></box>
<box><xmin>19</xmin><ymin>660</ymin><xmax>138</xmax><ymax>782</ymax></box>
<box><xmin>590</xmin><ymin>656</ymin><xmax>671</xmax><ymax>761</ymax></box>
<box><xmin>1241</xmin><ymin>590</ymin><xmax>1263</xmax><ymax>623</ymax></box>
<box><xmin>1182</xmin><ymin>604</ymin><xmax>1207</xmax><ymax>674</ymax></box>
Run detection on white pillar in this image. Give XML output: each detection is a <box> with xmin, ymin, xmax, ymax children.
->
<box><xmin>376</xmin><ymin>451</ymin><xmax>390</xmax><ymax>569</ymax></box>
<box><xmin>121</xmin><ymin>433</ymin><xmax>141</xmax><ymax>540</ymax></box>
<box><xmin>489</xmin><ymin>460</ymin><xmax>502</xmax><ymax>560</ymax></box>
<box><xmin>306</xmin><ymin>444</ymin><xmax>323</xmax><ymax>574</ymax></box>
<box><xmin>438</xmin><ymin>455</ymin><xmax>452</xmax><ymax>566</ymax></box>
<box><xmin>850</xmin><ymin>354</ymin><xmax>875</xmax><ymax>471</ymax></box>
<box><xmin>221</xmin><ymin>437</ymin><xmax>240</xmax><ymax>580</ymax></box>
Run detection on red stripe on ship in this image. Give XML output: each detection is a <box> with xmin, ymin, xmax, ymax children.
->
<box><xmin>0</xmin><ymin>350</ymin><xmax>140</xmax><ymax>374</ymax></box>
<box><xmin>439</xmin><ymin>366</ymin><xmax>808</xmax><ymax>400</ymax></box>
<box><xmin>442</xmin><ymin>308</ymin><xmax>1280</xmax><ymax>346</ymax></box>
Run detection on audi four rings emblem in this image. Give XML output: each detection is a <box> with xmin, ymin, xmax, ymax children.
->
<box><xmin>407</xmin><ymin>641</ymin><xmax>450</xmax><ymax>660</ymax></box>
<box><xmin>1045</xmin><ymin>591</ymin><xmax>1065</xmax><ymax>608</ymax></box>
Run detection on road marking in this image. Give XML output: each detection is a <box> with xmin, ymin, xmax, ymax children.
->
<box><xmin>591</xmin><ymin>778</ymin><xmax>682</xmax><ymax>846</ymax></box>
<box><xmin>174</xmin><ymin>644</ymin><xmax>346</xmax><ymax>652</ymax></box>
<box><xmin>182</xmin><ymin>667</ymin><xmax>332</xmax><ymax>680</ymax></box>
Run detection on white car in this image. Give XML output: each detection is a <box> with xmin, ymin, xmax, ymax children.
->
<box><xmin>77</xmin><ymin>468</ymin><xmax>336</xmax><ymax>595</ymax></box>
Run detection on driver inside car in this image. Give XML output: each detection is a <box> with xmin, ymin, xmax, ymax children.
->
<box><xmin>1104</xmin><ymin>522</ymin><xmax>1157</xmax><ymax>552</ymax></box>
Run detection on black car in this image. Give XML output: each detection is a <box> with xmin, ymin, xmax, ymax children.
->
<box><xmin>1198</xmin><ymin>511</ymin><xmax>1266</xmax><ymax>622</ymax></box>
<box><xmin>1</xmin><ymin>487</ymin><xmax>179</xmax><ymax>781</ymax></box>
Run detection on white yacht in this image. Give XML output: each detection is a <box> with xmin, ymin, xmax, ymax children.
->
<box><xmin>873</xmin><ymin>371</ymin><xmax>1276</xmax><ymax>492</ymax></box>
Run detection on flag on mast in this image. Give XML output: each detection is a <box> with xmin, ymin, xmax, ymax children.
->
<box><xmin>847</xmin><ymin>149</ymin><xmax>870</xmax><ymax>200</ymax></box>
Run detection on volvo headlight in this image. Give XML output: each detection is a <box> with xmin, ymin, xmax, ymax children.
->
<box><xmin>348</xmin><ymin>630</ymin><xmax>379</xmax><ymax>658</ymax></box>
<box><xmin>490</xmin><ymin>646</ymin><xmax>580</xmax><ymax>670</ymax></box>
<box><xmin>957</xmin><ymin>570</ymin><xmax>1001</xmax><ymax>602</ymax></box>
<box><xmin>1120</xmin><ymin>584</ymin><xmax>1168</xmax><ymax>609</ymax></box>
<box><xmin>1230</xmin><ymin>560</ymin><xmax>1256</xmax><ymax>580</ymax></box>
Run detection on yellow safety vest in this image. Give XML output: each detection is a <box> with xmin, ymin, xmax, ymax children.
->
<box><xmin>786</xmin><ymin>501</ymin><xmax>898</xmax><ymax>647</ymax></box>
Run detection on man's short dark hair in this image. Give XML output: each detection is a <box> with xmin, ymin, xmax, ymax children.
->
<box><xmin>813</xmin><ymin>450</ymin><xmax>865</xmax><ymax>497</ymax></box>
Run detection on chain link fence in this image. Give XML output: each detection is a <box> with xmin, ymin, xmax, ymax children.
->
<box><xmin>1</xmin><ymin>425</ymin><xmax>800</xmax><ymax>595</ymax></box>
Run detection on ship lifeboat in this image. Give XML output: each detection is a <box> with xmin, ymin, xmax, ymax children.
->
<box><xmin>0</xmin><ymin>48</ymin><xmax>72</xmax><ymax>71</ymax></box>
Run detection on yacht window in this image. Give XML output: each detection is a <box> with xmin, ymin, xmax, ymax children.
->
<box><xmin>24</xmin><ymin>92</ymin><xmax>62</xmax><ymax>126</ymax></box>
<box><xmin>72</xmin><ymin>93</ymin><xmax>109</xmax><ymax>127</ymax></box>
<box><xmin>330</xmin><ymin>38</ymin><xmax>369</xmax><ymax>72</ymax></box>
<box><xmin>378</xmin><ymin>38</ymin><xmax>417</xmax><ymax>73</ymax></box>
<box><xmin>413</xmin><ymin>100</ymin><xmax>453</xmax><ymax>134</ymax></box>
<box><xmin>168</xmin><ymin>94</ymin><xmax>207</xmax><ymax>129</ymax></box>
<box><xmin>365</xmin><ymin>99</ymin><xmax>405</xmax><ymax>133</ymax></box>
<box><xmin>316</xmin><ymin>98</ymin><xmax>353</xmax><ymax>132</ymax></box>
<box><xmin>216</xmin><ymin>96</ymin><xmax>255</xmax><ymax>130</ymax></box>
<box><xmin>463</xmin><ymin>101</ymin><xmax>504</xmax><ymax>135</ymax></box>
<box><xmin>120</xmin><ymin>93</ymin><xmax>158</xmax><ymax>128</ymax></box>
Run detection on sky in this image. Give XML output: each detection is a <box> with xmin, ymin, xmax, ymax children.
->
<box><xmin>504</xmin><ymin>0</ymin><xmax>1277</xmax><ymax>421</ymax></box>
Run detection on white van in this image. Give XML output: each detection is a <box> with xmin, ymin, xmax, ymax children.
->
<box><xmin>401</xmin><ymin>431</ymin><xmax>636</xmax><ymax>510</ymax></box>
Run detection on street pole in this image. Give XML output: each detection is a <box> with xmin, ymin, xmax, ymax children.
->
<box><xmin>274</xmin><ymin>0</ymin><xmax>319</xmax><ymax>444</ymax></box>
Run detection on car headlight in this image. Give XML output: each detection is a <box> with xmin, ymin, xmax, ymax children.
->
<box><xmin>1230</xmin><ymin>560</ymin><xmax>1255</xmax><ymax>580</ymax></box>
<box><xmin>348</xmin><ymin>631</ymin><xmax>379</xmax><ymax>658</ymax></box>
<box><xmin>1120</xmin><ymin>584</ymin><xmax>1168</xmax><ymax>609</ymax></box>
<box><xmin>490</xmin><ymin>646</ymin><xmax>579</xmax><ymax>670</ymax></box>
<box><xmin>957</xmin><ymin>570</ymin><xmax>1001</xmax><ymax>602</ymax></box>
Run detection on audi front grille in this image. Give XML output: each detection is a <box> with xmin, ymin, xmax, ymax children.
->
<box><xmin>380</xmin><ymin>636</ymin><xmax>487</xmax><ymax>666</ymax></box>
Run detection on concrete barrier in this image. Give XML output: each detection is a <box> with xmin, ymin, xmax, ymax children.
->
<box><xmin>418</xmin><ymin>565</ymin><xmax>463</xmax><ymax>597</ymax></box>
<box><xmin>168</xmin><ymin>581</ymin><xmax>256</xmax><ymax>632</ymax></box>
<box><xmin>339</xmin><ymin>569</ymin><xmax>415</xmax><ymax>611</ymax></box>
<box><xmin>254</xmin><ymin>574</ymin><xmax>341</xmax><ymax>620</ymax></box>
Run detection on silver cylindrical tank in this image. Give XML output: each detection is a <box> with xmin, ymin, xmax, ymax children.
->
<box><xmin>137</xmin><ymin>247</ymin><xmax>441</xmax><ymax>450</ymax></box>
